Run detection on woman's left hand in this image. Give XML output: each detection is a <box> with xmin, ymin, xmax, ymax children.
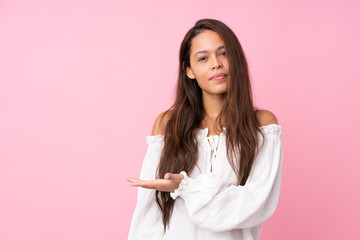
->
<box><xmin>127</xmin><ymin>173</ymin><xmax>185</xmax><ymax>192</ymax></box>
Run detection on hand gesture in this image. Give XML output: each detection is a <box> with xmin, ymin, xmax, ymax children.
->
<box><xmin>127</xmin><ymin>173</ymin><xmax>185</xmax><ymax>192</ymax></box>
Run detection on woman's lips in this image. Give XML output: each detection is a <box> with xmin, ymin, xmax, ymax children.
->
<box><xmin>210</xmin><ymin>74</ymin><xmax>227</xmax><ymax>81</ymax></box>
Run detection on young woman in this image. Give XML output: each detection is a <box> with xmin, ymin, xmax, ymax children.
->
<box><xmin>127</xmin><ymin>19</ymin><xmax>284</xmax><ymax>240</ymax></box>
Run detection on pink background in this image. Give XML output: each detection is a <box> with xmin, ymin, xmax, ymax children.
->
<box><xmin>1</xmin><ymin>0</ymin><xmax>359</xmax><ymax>239</ymax></box>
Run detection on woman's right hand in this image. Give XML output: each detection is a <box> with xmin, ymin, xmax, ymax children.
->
<box><xmin>127</xmin><ymin>173</ymin><xmax>184</xmax><ymax>192</ymax></box>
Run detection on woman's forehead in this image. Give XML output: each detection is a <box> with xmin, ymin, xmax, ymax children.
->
<box><xmin>191</xmin><ymin>31</ymin><xmax>225</xmax><ymax>54</ymax></box>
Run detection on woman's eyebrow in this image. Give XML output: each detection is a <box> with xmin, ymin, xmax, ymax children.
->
<box><xmin>194</xmin><ymin>45</ymin><xmax>225</xmax><ymax>57</ymax></box>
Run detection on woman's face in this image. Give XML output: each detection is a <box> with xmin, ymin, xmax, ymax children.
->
<box><xmin>186</xmin><ymin>30</ymin><xmax>229</xmax><ymax>96</ymax></box>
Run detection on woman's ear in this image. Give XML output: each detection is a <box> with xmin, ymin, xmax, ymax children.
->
<box><xmin>186</xmin><ymin>66</ymin><xmax>196</xmax><ymax>79</ymax></box>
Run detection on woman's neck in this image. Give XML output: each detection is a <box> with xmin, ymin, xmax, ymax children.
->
<box><xmin>200</xmin><ymin>92</ymin><xmax>226</xmax><ymax>134</ymax></box>
<box><xmin>202</xmin><ymin>92</ymin><xmax>226</xmax><ymax>118</ymax></box>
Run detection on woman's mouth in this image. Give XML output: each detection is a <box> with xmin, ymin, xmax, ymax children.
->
<box><xmin>210</xmin><ymin>74</ymin><xmax>227</xmax><ymax>81</ymax></box>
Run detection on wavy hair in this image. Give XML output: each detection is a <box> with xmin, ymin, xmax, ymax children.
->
<box><xmin>155</xmin><ymin>18</ymin><xmax>265</xmax><ymax>231</ymax></box>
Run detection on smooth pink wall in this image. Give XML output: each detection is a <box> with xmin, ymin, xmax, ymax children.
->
<box><xmin>1</xmin><ymin>0</ymin><xmax>359</xmax><ymax>239</ymax></box>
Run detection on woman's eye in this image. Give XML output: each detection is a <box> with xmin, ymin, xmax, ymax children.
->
<box><xmin>198</xmin><ymin>56</ymin><xmax>207</xmax><ymax>62</ymax></box>
<box><xmin>220</xmin><ymin>51</ymin><xmax>226</xmax><ymax>56</ymax></box>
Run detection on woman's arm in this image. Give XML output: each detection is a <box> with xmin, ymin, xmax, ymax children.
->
<box><xmin>170</xmin><ymin>125</ymin><xmax>284</xmax><ymax>232</ymax></box>
<box><xmin>127</xmin><ymin>138</ymin><xmax>166</xmax><ymax>239</ymax></box>
<box><xmin>128</xmin><ymin>111</ymin><xmax>173</xmax><ymax>239</ymax></box>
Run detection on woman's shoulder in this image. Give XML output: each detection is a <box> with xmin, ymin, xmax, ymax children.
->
<box><xmin>255</xmin><ymin>109</ymin><xmax>279</xmax><ymax>126</ymax></box>
<box><xmin>151</xmin><ymin>110</ymin><xmax>174</xmax><ymax>136</ymax></box>
<box><xmin>150</xmin><ymin>109</ymin><xmax>278</xmax><ymax>136</ymax></box>
<box><xmin>255</xmin><ymin>109</ymin><xmax>283</xmax><ymax>138</ymax></box>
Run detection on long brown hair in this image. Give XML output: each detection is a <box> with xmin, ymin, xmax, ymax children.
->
<box><xmin>155</xmin><ymin>19</ymin><xmax>265</xmax><ymax>231</ymax></box>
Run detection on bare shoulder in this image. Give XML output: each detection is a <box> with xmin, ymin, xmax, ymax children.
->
<box><xmin>256</xmin><ymin>109</ymin><xmax>279</xmax><ymax>126</ymax></box>
<box><xmin>151</xmin><ymin>110</ymin><xmax>174</xmax><ymax>136</ymax></box>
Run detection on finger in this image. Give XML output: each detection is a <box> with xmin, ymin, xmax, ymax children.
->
<box><xmin>130</xmin><ymin>180</ymin><xmax>157</xmax><ymax>189</ymax></box>
<box><xmin>127</xmin><ymin>177</ymin><xmax>140</xmax><ymax>183</ymax></box>
<box><xmin>129</xmin><ymin>179</ymin><xmax>146</xmax><ymax>186</ymax></box>
<box><xmin>164</xmin><ymin>173</ymin><xmax>172</xmax><ymax>180</ymax></box>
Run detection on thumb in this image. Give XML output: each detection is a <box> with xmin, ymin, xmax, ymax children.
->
<box><xmin>164</xmin><ymin>173</ymin><xmax>172</xmax><ymax>180</ymax></box>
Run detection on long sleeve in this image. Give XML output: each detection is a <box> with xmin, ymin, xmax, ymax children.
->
<box><xmin>128</xmin><ymin>135</ymin><xmax>166</xmax><ymax>240</ymax></box>
<box><xmin>170</xmin><ymin>124</ymin><xmax>284</xmax><ymax>232</ymax></box>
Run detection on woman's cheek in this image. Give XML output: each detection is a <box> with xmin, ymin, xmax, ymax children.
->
<box><xmin>196</xmin><ymin>78</ymin><xmax>207</xmax><ymax>90</ymax></box>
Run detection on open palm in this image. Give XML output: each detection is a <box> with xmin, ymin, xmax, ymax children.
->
<box><xmin>127</xmin><ymin>173</ymin><xmax>184</xmax><ymax>192</ymax></box>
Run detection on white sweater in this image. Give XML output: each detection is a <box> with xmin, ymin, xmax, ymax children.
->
<box><xmin>128</xmin><ymin>124</ymin><xmax>284</xmax><ymax>240</ymax></box>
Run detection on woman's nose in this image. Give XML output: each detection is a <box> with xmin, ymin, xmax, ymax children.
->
<box><xmin>212</xmin><ymin>57</ymin><xmax>223</xmax><ymax>69</ymax></box>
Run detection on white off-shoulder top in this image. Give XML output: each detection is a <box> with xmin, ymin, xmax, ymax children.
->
<box><xmin>128</xmin><ymin>124</ymin><xmax>284</xmax><ymax>240</ymax></box>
